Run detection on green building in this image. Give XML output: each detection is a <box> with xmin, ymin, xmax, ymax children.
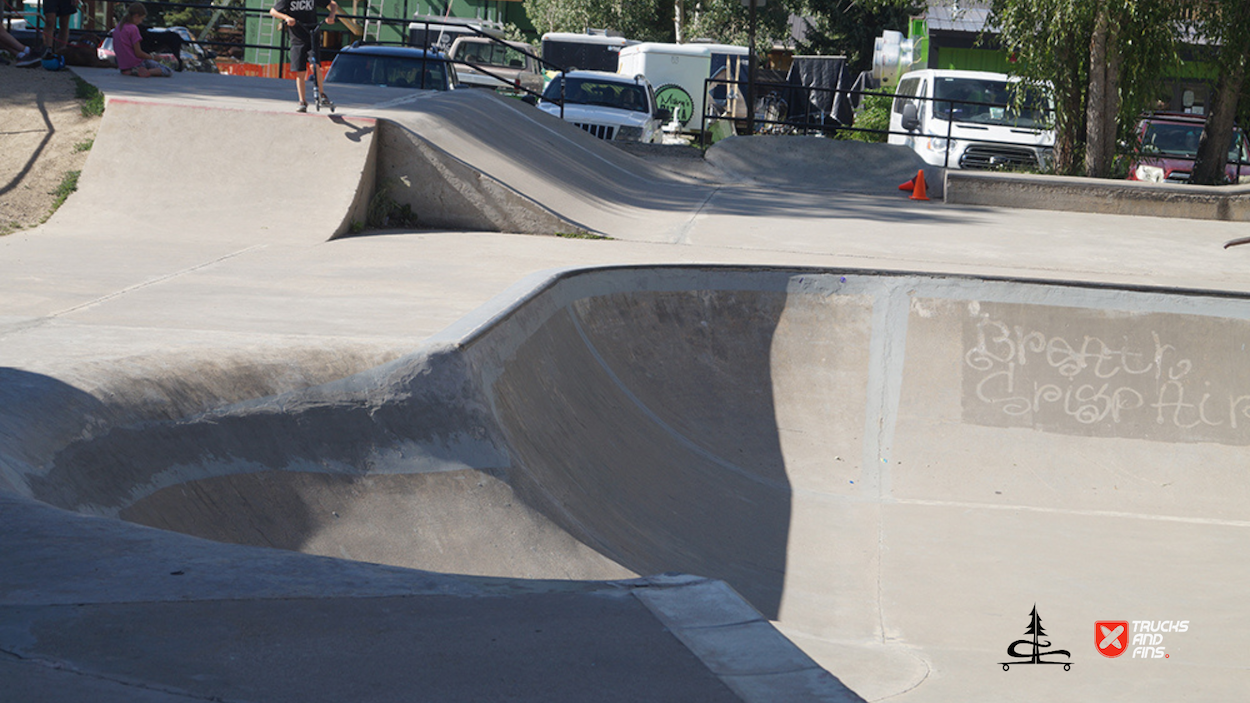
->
<box><xmin>241</xmin><ymin>0</ymin><xmax>532</xmax><ymax>74</ymax></box>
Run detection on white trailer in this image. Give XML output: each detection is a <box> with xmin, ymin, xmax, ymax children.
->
<box><xmin>617</xmin><ymin>43</ymin><xmax>712</xmax><ymax>133</ymax></box>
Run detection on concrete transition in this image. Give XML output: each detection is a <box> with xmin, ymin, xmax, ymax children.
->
<box><xmin>5</xmin><ymin>85</ymin><xmax>1250</xmax><ymax>702</ymax></box>
<box><xmin>7</xmin><ymin>262</ymin><xmax>1250</xmax><ymax>700</ymax></box>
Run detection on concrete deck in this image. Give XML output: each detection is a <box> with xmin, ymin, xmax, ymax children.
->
<box><xmin>3</xmin><ymin>68</ymin><xmax>1249</xmax><ymax>702</ymax></box>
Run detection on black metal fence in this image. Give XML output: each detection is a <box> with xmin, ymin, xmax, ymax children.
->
<box><xmin>7</xmin><ymin>0</ymin><xmax>560</xmax><ymax>103</ymax></box>
<box><xmin>702</xmin><ymin>75</ymin><xmax>1056</xmax><ymax>171</ymax></box>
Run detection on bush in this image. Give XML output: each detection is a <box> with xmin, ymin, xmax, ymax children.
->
<box><xmin>839</xmin><ymin>91</ymin><xmax>893</xmax><ymax>143</ymax></box>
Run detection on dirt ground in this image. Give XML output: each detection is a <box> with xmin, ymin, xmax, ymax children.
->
<box><xmin>0</xmin><ymin>61</ymin><xmax>102</xmax><ymax>235</ymax></box>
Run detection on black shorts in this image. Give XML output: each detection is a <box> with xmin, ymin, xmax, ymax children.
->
<box><xmin>44</xmin><ymin>0</ymin><xmax>77</xmax><ymax>16</ymax></box>
<box><xmin>288</xmin><ymin>24</ymin><xmax>315</xmax><ymax>72</ymax></box>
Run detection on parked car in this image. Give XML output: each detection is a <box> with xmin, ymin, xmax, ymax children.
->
<box><xmin>889</xmin><ymin>69</ymin><xmax>1054</xmax><ymax>170</ymax></box>
<box><xmin>324</xmin><ymin>45</ymin><xmax>457</xmax><ymax>91</ymax></box>
<box><xmin>408</xmin><ymin>15</ymin><xmax>502</xmax><ymax>54</ymax></box>
<box><xmin>447</xmin><ymin>36</ymin><xmax>542</xmax><ymax>95</ymax></box>
<box><xmin>538</xmin><ymin>70</ymin><xmax>667</xmax><ymax>143</ymax></box>
<box><xmin>1127</xmin><ymin>112</ymin><xmax>1250</xmax><ymax>184</ymax></box>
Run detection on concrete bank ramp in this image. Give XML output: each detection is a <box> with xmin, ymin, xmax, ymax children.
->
<box><xmin>377</xmin><ymin>89</ymin><xmax>717</xmax><ymax>239</ymax></box>
<box><xmin>705</xmin><ymin>135</ymin><xmax>945</xmax><ymax>198</ymax></box>
<box><xmin>5</xmin><ymin>266</ymin><xmax>1249</xmax><ymax>700</ymax></box>
<box><xmin>40</xmin><ymin>99</ymin><xmax>377</xmax><ymax>240</ymax></box>
<box><xmin>370</xmin><ymin>91</ymin><xmax>951</xmax><ymax>236</ymax></box>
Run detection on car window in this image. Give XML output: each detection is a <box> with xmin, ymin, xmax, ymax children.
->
<box><xmin>459</xmin><ymin>41</ymin><xmax>529</xmax><ymax>69</ymax></box>
<box><xmin>1140</xmin><ymin>122</ymin><xmax>1202</xmax><ymax>156</ymax></box>
<box><xmin>893</xmin><ymin>77</ymin><xmax>919</xmax><ymax>115</ymax></box>
<box><xmin>1229</xmin><ymin>133</ymin><xmax>1248</xmax><ymax>164</ymax></box>
<box><xmin>542</xmin><ymin>77</ymin><xmax>648</xmax><ymax>113</ymax></box>
<box><xmin>932</xmin><ymin>77</ymin><xmax>1048</xmax><ymax>128</ymax></box>
<box><xmin>327</xmin><ymin>53</ymin><xmax>449</xmax><ymax>90</ymax></box>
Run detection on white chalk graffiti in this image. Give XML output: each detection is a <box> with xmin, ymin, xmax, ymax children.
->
<box><xmin>965</xmin><ymin>315</ymin><xmax>1250</xmax><ymax>431</ymax></box>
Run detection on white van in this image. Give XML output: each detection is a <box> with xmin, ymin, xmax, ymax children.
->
<box><xmin>888</xmin><ymin>69</ymin><xmax>1054</xmax><ymax>170</ymax></box>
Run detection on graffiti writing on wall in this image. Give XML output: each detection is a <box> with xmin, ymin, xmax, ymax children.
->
<box><xmin>962</xmin><ymin>304</ymin><xmax>1250</xmax><ymax>444</ymax></box>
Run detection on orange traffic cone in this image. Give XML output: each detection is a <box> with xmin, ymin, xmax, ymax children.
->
<box><xmin>898</xmin><ymin>175</ymin><xmax>916</xmax><ymax>192</ymax></box>
<box><xmin>910</xmin><ymin>169</ymin><xmax>929</xmax><ymax>201</ymax></box>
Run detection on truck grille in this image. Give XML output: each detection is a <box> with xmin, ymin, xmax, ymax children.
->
<box><xmin>573</xmin><ymin>123</ymin><xmax>616</xmax><ymax>141</ymax></box>
<box><xmin>960</xmin><ymin>144</ymin><xmax>1040</xmax><ymax>170</ymax></box>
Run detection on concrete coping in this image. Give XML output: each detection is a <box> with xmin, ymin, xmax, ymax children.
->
<box><xmin>945</xmin><ymin>168</ymin><xmax>1250</xmax><ymax>221</ymax></box>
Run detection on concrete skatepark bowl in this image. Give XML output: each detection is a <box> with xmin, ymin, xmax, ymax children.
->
<box><xmin>5</xmin><ymin>79</ymin><xmax>1250</xmax><ymax>701</ymax></box>
<box><xmin>7</xmin><ymin>263</ymin><xmax>1250</xmax><ymax>701</ymax></box>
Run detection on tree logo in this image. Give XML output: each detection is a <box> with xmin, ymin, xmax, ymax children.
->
<box><xmin>1096</xmin><ymin>621</ymin><xmax>1130</xmax><ymax>658</ymax></box>
<box><xmin>655</xmin><ymin>84</ymin><xmax>694</xmax><ymax>126</ymax></box>
<box><xmin>1000</xmin><ymin>605</ymin><xmax>1072</xmax><ymax>671</ymax></box>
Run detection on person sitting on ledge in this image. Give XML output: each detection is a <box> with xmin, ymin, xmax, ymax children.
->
<box><xmin>113</xmin><ymin>2</ymin><xmax>171</xmax><ymax>77</ymax></box>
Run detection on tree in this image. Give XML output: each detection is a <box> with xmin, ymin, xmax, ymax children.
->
<box><xmin>792</xmin><ymin>0</ymin><xmax>920</xmax><ymax>75</ymax></box>
<box><xmin>674</xmin><ymin>0</ymin><xmax>791</xmax><ymax>52</ymax></box>
<box><xmin>522</xmin><ymin>0</ymin><xmax>674</xmax><ymax>42</ymax></box>
<box><xmin>990</xmin><ymin>0</ymin><xmax>1182</xmax><ymax>177</ymax></box>
<box><xmin>1190</xmin><ymin>1</ymin><xmax>1250</xmax><ymax>185</ymax></box>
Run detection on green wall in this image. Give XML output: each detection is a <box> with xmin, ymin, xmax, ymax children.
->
<box><xmin>934</xmin><ymin>47</ymin><xmax>1014</xmax><ymax>73</ymax></box>
<box><xmin>246</xmin><ymin>0</ymin><xmax>532</xmax><ymax>64</ymax></box>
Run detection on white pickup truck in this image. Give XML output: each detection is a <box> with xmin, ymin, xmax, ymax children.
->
<box><xmin>888</xmin><ymin>69</ymin><xmax>1054</xmax><ymax>170</ymax></box>
<box><xmin>537</xmin><ymin>71</ymin><xmax>668</xmax><ymax>144</ymax></box>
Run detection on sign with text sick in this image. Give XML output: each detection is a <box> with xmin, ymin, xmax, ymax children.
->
<box><xmin>618</xmin><ymin>43</ymin><xmax>711</xmax><ymax>131</ymax></box>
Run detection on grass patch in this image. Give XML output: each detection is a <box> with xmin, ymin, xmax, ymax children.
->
<box><xmin>45</xmin><ymin>170</ymin><xmax>80</xmax><ymax>221</ymax></box>
<box><xmin>74</xmin><ymin>139</ymin><xmax>93</xmax><ymax>152</ymax></box>
<box><xmin>554</xmin><ymin>231</ymin><xmax>610</xmax><ymax>240</ymax></box>
<box><xmin>366</xmin><ymin>178</ymin><xmax>419</xmax><ymax>229</ymax></box>
<box><xmin>73</xmin><ymin>77</ymin><xmax>105</xmax><ymax>117</ymax></box>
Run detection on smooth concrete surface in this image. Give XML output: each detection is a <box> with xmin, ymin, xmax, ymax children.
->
<box><xmin>946</xmin><ymin>168</ymin><xmax>1250</xmax><ymax>221</ymax></box>
<box><xmin>5</xmin><ymin>69</ymin><xmax>1250</xmax><ymax>702</ymax></box>
<box><xmin>41</xmin><ymin>98</ymin><xmax>378</xmax><ymax>241</ymax></box>
<box><xmin>705</xmin><ymin>136</ymin><xmax>946</xmax><ymax>198</ymax></box>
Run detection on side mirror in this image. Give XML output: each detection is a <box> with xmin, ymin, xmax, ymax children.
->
<box><xmin>901</xmin><ymin>102</ymin><xmax>920</xmax><ymax>132</ymax></box>
<box><xmin>655</xmin><ymin>107</ymin><xmax>672</xmax><ymax>122</ymax></box>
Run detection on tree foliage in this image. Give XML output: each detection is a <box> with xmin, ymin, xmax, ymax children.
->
<box><xmin>522</xmin><ymin>0</ymin><xmax>674</xmax><ymax>43</ymax></box>
<box><xmin>522</xmin><ymin>0</ymin><xmax>908</xmax><ymax>62</ymax></box>
<box><xmin>1189</xmin><ymin>1</ymin><xmax>1250</xmax><ymax>185</ymax></box>
<box><xmin>990</xmin><ymin>0</ymin><xmax>1182</xmax><ymax>177</ymax></box>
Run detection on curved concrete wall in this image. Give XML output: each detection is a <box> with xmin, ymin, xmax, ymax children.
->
<box><xmin>7</xmin><ymin>265</ymin><xmax>1250</xmax><ymax>699</ymax></box>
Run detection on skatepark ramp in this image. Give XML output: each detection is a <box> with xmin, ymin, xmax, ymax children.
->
<box><xmin>39</xmin><ymin>90</ymin><xmax>949</xmax><ymax>242</ymax></box>
<box><xmin>40</xmin><ymin>99</ymin><xmax>378</xmax><ymax>241</ymax></box>
<box><xmin>5</xmin><ymin>265</ymin><xmax>1249</xmax><ymax>700</ymax></box>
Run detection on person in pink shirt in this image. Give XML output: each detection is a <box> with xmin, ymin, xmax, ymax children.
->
<box><xmin>113</xmin><ymin>2</ymin><xmax>170</xmax><ymax>77</ymax></box>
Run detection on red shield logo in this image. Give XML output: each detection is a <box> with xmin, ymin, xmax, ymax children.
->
<box><xmin>1096</xmin><ymin>621</ymin><xmax>1129</xmax><ymax>658</ymax></box>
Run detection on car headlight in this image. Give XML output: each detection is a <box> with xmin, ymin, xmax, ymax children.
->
<box><xmin>614</xmin><ymin>126</ymin><xmax>643</xmax><ymax>142</ymax></box>
<box><xmin>925</xmin><ymin>137</ymin><xmax>948</xmax><ymax>151</ymax></box>
<box><xmin>1135</xmin><ymin>164</ymin><xmax>1165</xmax><ymax>183</ymax></box>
